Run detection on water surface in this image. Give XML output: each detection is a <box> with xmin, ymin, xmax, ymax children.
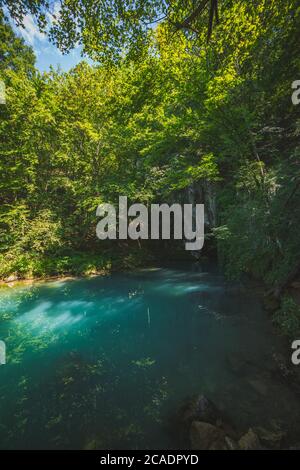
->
<box><xmin>0</xmin><ymin>264</ymin><xmax>299</xmax><ymax>449</ymax></box>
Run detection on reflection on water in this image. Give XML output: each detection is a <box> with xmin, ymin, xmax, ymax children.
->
<box><xmin>0</xmin><ymin>263</ymin><xmax>299</xmax><ymax>449</ymax></box>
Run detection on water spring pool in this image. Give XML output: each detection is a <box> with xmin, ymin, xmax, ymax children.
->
<box><xmin>0</xmin><ymin>263</ymin><xmax>299</xmax><ymax>449</ymax></box>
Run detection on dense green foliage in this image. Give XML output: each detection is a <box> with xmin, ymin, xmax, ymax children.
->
<box><xmin>0</xmin><ymin>0</ymin><xmax>299</xmax><ymax>304</ymax></box>
<box><xmin>2</xmin><ymin>0</ymin><xmax>220</xmax><ymax>62</ymax></box>
<box><xmin>273</xmin><ymin>296</ymin><xmax>300</xmax><ymax>338</ymax></box>
<box><xmin>0</xmin><ymin>12</ymin><xmax>35</xmax><ymax>74</ymax></box>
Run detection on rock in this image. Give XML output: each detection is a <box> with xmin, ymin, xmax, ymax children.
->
<box><xmin>254</xmin><ymin>425</ymin><xmax>285</xmax><ymax>449</ymax></box>
<box><xmin>5</xmin><ymin>274</ymin><xmax>18</xmax><ymax>282</ymax></box>
<box><xmin>224</xmin><ymin>436</ymin><xmax>239</xmax><ymax>450</ymax></box>
<box><xmin>179</xmin><ymin>394</ymin><xmax>221</xmax><ymax>427</ymax></box>
<box><xmin>289</xmin><ymin>443</ymin><xmax>300</xmax><ymax>450</ymax></box>
<box><xmin>291</xmin><ymin>281</ymin><xmax>300</xmax><ymax>290</ymax></box>
<box><xmin>239</xmin><ymin>428</ymin><xmax>261</xmax><ymax>450</ymax></box>
<box><xmin>84</xmin><ymin>439</ymin><xmax>98</xmax><ymax>450</ymax></box>
<box><xmin>84</xmin><ymin>437</ymin><xmax>105</xmax><ymax>450</ymax></box>
<box><xmin>190</xmin><ymin>421</ymin><xmax>227</xmax><ymax>450</ymax></box>
<box><xmin>172</xmin><ymin>393</ymin><xmax>237</xmax><ymax>446</ymax></box>
<box><xmin>217</xmin><ymin>419</ymin><xmax>238</xmax><ymax>441</ymax></box>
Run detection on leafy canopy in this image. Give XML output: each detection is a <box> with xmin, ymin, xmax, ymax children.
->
<box><xmin>1</xmin><ymin>0</ymin><xmax>220</xmax><ymax>62</ymax></box>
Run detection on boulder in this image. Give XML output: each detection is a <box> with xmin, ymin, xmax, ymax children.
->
<box><xmin>172</xmin><ymin>393</ymin><xmax>237</xmax><ymax>447</ymax></box>
<box><xmin>254</xmin><ymin>425</ymin><xmax>285</xmax><ymax>449</ymax></box>
<box><xmin>224</xmin><ymin>436</ymin><xmax>239</xmax><ymax>450</ymax></box>
<box><xmin>5</xmin><ymin>274</ymin><xmax>18</xmax><ymax>282</ymax></box>
<box><xmin>289</xmin><ymin>443</ymin><xmax>300</xmax><ymax>450</ymax></box>
<box><xmin>180</xmin><ymin>394</ymin><xmax>221</xmax><ymax>426</ymax></box>
<box><xmin>190</xmin><ymin>421</ymin><xmax>227</xmax><ymax>450</ymax></box>
<box><xmin>238</xmin><ymin>428</ymin><xmax>261</xmax><ymax>450</ymax></box>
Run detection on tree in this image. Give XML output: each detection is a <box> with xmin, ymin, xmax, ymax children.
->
<box><xmin>0</xmin><ymin>11</ymin><xmax>35</xmax><ymax>74</ymax></box>
<box><xmin>1</xmin><ymin>0</ymin><xmax>220</xmax><ymax>62</ymax></box>
<box><xmin>0</xmin><ymin>0</ymin><xmax>299</xmax><ymax>294</ymax></box>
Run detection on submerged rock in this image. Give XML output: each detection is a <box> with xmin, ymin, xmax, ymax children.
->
<box><xmin>179</xmin><ymin>394</ymin><xmax>221</xmax><ymax>426</ymax></box>
<box><xmin>190</xmin><ymin>421</ymin><xmax>239</xmax><ymax>450</ymax></box>
<box><xmin>172</xmin><ymin>393</ymin><xmax>238</xmax><ymax>448</ymax></box>
<box><xmin>190</xmin><ymin>421</ymin><xmax>227</xmax><ymax>450</ymax></box>
<box><xmin>170</xmin><ymin>394</ymin><xmax>222</xmax><ymax>446</ymax></box>
<box><xmin>289</xmin><ymin>443</ymin><xmax>300</xmax><ymax>450</ymax></box>
<box><xmin>84</xmin><ymin>438</ymin><xmax>99</xmax><ymax>450</ymax></box>
<box><xmin>238</xmin><ymin>428</ymin><xmax>261</xmax><ymax>450</ymax></box>
<box><xmin>224</xmin><ymin>436</ymin><xmax>239</xmax><ymax>450</ymax></box>
<box><xmin>254</xmin><ymin>424</ymin><xmax>285</xmax><ymax>449</ymax></box>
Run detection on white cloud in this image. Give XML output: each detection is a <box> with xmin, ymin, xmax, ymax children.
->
<box><xmin>40</xmin><ymin>44</ymin><xmax>63</xmax><ymax>56</ymax></box>
<box><xmin>17</xmin><ymin>14</ymin><xmax>46</xmax><ymax>46</ymax></box>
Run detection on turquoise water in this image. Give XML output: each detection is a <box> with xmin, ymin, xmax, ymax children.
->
<box><xmin>0</xmin><ymin>263</ymin><xmax>299</xmax><ymax>449</ymax></box>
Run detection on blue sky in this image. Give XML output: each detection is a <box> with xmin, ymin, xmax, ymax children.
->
<box><xmin>10</xmin><ymin>11</ymin><xmax>92</xmax><ymax>72</ymax></box>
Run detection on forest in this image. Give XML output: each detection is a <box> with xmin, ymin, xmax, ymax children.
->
<box><xmin>0</xmin><ymin>0</ymin><xmax>300</xmax><ymax>452</ymax></box>
<box><xmin>1</xmin><ymin>0</ymin><xmax>300</xmax><ymax>335</ymax></box>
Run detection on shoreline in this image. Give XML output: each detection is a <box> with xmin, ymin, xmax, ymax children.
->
<box><xmin>0</xmin><ymin>269</ymin><xmax>110</xmax><ymax>289</ymax></box>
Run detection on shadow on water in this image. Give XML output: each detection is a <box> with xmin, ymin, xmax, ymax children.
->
<box><xmin>0</xmin><ymin>262</ymin><xmax>300</xmax><ymax>449</ymax></box>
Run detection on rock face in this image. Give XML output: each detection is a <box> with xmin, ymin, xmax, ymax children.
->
<box><xmin>190</xmin><ymin>421</ymin><xmax>227</xmax><ymax>450</ymax></box>
<box><xmin>178</xmin><ymin>181</ymin><xmax>217</xmax><ymax>259</ymax></box>
<box><xmin>186</xmin><ymin>181</ymin><xmax>217</xmax><ymax>230</ymax></box>
<box><xmin>238</xmin><ymin>428</ymin><xmax>261</xmax><ymax>450</ymax></box>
